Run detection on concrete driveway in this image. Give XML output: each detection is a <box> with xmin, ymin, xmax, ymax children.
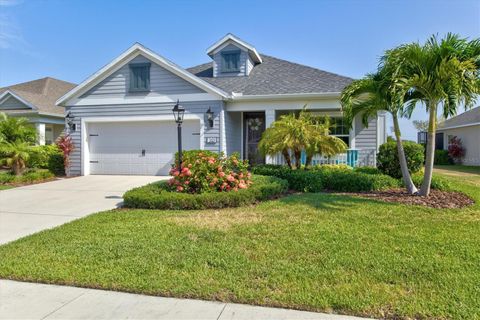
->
<box><xmin>0</xmin><ymin>175</ymin><xmax>164</xmax><ymax>245</ymax></box>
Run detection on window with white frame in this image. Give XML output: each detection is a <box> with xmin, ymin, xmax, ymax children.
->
<box><xmin>329</xmin><ymin>117</ymin><xmax>350</xmax><ymax>147</ymax></box>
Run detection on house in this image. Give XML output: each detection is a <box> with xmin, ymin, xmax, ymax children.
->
<box><xmin>56</xmin><ymin>34</ymin><xmax>387</xmax><ymax>176</ymax></box>
<box><xmin>0</xmin><ymin>77</ymin><xmax>76</xmax><ymax>145</ymax></box>
<box><xmin>437</xmin><ymin>106</ymin><xmax>480</xmax><ymax>165</ymax></box>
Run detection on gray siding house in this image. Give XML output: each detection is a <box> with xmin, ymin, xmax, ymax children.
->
<box><xmin>0</xmin><ymin>77</ymin><xmax>75</xmax><ymax>145</ymax></box>
<box><xmin>57</xmin><ymin>34</ymin><xmax>386</xmax><ymax>176</ymax></box>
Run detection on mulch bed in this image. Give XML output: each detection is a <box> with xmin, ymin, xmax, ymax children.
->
<box><xmin>345</xmin><ymin>189</ymin><xmax>474</xmax><ymax>209</ymax></box>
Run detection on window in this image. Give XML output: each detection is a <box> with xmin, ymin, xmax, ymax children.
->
<box><xmin>129</xmin><ymin>63</ymin><xmax>151</xmax><ymax>92</ymax></box>
<box><xmin>329</xmin><ymin>117</ymin><xmax>350</xmax><ymax>147</ymax></box>
<box><xmin>45</xmin><ymin>126</ymin><xmax>54</xmax><ymax>145</ymax></box>
<box><xmin>221</xmin><ymin>51</ymin><xmax>240</xmax><ymax>73</ymax></box>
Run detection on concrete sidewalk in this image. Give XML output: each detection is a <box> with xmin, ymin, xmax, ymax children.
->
<box><xmin>0</xmin><ymin>280</ymin><xmax>368</xmax><ymax>320</ymax></box>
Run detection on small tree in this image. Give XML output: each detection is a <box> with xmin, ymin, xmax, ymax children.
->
<box><xmin>0</xmin><ymin>141</ymin><xmax>31</xmax><ymax>175</ymax></box>
<box><xmin>412</xmin><ymin>120</ymin><xmax>429</xmax><ymax>132</ymax></box>
<box><xmin>447</xmin><ymin>136</ymin><xmax>465</xmax><ymax>164</ymax></box>
<box><xmin>0</xmin><ymin>113</ymin><xmax>37</xmax><ymax>144</ymax></box>
<box><xmin>56</xmin><ymin>135</ymin><xmax>75</xmax><ymax>174</ymax></box>
<box><xmin>259</xmin><ymin>108</ymin><xmax>347</xmax><ymax>169</ymax></box>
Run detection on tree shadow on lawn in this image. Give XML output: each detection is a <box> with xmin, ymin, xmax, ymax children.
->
<box><xmin>277</xmin><ymin>191</ymin><xmax>398</xmax><ymax>212</ymax></box>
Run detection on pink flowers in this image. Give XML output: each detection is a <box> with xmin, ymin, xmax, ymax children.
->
<box><xmin>167</xmin><ymin>151</ymin><xmax>252</xmax><ymax>194</ymax></box>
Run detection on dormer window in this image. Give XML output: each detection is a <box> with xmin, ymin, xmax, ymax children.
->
<box><xmin>221</xmin><ymin>51</ymin><xmax>240</xmax><ymax>73</ymax></box>
<box><xmin>129</xmin><ymin>62</ymin><xmax>150</xmax><ymax>92</ymax></box>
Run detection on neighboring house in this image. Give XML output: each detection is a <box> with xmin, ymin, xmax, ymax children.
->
<box><xmin>0</xmin><ymin>77</ymin><xmax>76</xmax><ymax>145</ymax></box>
<box><xmin>57</xmin><ymin>34</ymin><xmax>387</xmax><ymax>176</ymax></box>
<box><xmin>437</xmin><ymin>106</ymin><xmax>480</xmax><ymax>165</ymax></box>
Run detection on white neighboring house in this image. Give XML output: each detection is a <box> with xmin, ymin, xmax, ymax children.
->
<box><xmin>437</xmin><ymin>106</ymin><xmax>480</xmax><ymax>166</ymax></box>
<box><xmin>0</xmin><ymin>77</ymin><xmax>76</xmax><ymax>145</ymax></box>
<box><xmin>56</xmin><ymin>33</ymin><xmax>387</xmax><ymax>176</ymax></box>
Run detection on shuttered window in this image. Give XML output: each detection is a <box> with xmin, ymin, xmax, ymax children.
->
<box><xmin>221</xmin><ymin>51</ymin><xmax>240</xmax><ymax>73</ymax></box>
<box><xmin>129</xmin><ymin>63</ymin><xmax>151</xmax><ymax>92</ymax></box>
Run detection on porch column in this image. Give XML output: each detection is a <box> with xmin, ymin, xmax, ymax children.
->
<box><xmin>35</xmin><ymin>123</ymin><xmax>45</xmax><ymax>145</ymax></box>
<box><xmin>265</xmin><ymin>109</ymin><xmax>276</xmax><ymax>164</ymax></box>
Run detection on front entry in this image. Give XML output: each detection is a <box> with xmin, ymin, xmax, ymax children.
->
<box><xmin>243</xmin><ymin>112</ymin><xmax>266</xmax><ymax>165</ymax></box>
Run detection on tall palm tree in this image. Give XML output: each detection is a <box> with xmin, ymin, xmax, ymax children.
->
<box><xmin>388</xmin><ymin>33</ymin><xmax>480</xmax><ymax>196</ymax></box>
<box><xmin>259</xmin><ymin>109</ymin><xmax>347</xmax><ymax>169</ymax></box>
<box><xmin>341</xmin><ymin>69</ymin><xmax>419</xmax><ymax>194</ymax></box>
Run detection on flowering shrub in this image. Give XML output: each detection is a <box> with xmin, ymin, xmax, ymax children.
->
<box><xmin>56</xmin><ymin>134</ymin><xmax>75</xmax><ymax>171</ymax></box>
<box><xmin>447</xmin><ymin>136</ymin><xmax>465</xmax><ymax>163</ymax></box>
<box><xmin>167</xmin><ymin>150</ymin><xmax>252</xmax><ymax>193</ymax></box>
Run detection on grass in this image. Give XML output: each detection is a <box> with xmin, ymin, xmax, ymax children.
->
<box><xmin>434</xmin><ymin>165</ymin><xmax>480</xmax><ymax>187</ymax></box>
<box><xmin>0</xmin><ymin>171</ymin><xmax>479</xmax><ymax>319</ymax></box>
<box><xmin>0</xmin><ymin>185</ymin><xmax>13</xmax><ymax>190</ymax></box>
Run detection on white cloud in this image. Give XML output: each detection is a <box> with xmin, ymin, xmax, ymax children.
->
<box><xmin>0</xmin><ymin>13</ymin><xmax>25</xmax><ymax>49</ymax></box>
<box><xmin>0</xmin><ymin>0</ymin><xmax>22</xmax><ymax>7</ymax></box>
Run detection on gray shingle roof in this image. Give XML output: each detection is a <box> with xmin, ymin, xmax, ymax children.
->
<box><xmin>0</xmin><ymin>77</ymin><xmax>76</xmax><ymax>116</ymax></box>
<box><xmin>438</xmin><ymin>106</ymin><xmax>480</xmax><ymax>129</ymax></box>
<box><xmin>187</xmin><ymin>54</ymin><xmax>353</xmax><ymax>96</ymax></box>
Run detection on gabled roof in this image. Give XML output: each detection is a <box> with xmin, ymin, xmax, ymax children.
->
<box><xmin>438</xmin><ymin>106</ymin><xmax>480</xmax><ymax>130</ymax></box>
<box><xmin>206</xmin><ymin>33</ymin><xmax>263</xmax><ymax>64</ymax></box>
<box><xmin>57</xmin><ymin>43</ymin><xmax>229</xmax><ymax>106</ymax></box>
<box><xmin>0</xmin><ymin>77</ymin><xmax>76</xmax><ymax>116</ymax></box>
<box><xmin>187</xmin><ymin>54</ymin><xmax>353</xmax><ymax>96</ymax></box>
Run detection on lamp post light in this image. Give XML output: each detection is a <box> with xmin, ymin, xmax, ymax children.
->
<box><xmin>172</xmin><ymin>100</ymin><xmax>185</xmax><ymax>170</ymax></box>
<box><xmin>206</xmin><ymin>107</ymin><xmax>214</xmax><ymax>128</ymax></box>
<box><xmin>65</xmin><ymin>111</ymin><xmax>75</xmax><ymax>132</ymax></box>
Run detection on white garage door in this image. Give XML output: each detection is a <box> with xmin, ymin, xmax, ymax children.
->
<box><xmin>88</xmin><ymin>120</ymin><xmax>201</xmax><ymax>175</ymax></box>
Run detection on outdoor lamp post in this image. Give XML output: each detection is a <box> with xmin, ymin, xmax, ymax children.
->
<box><xmin>172</xmin><ymin>100</ymin><xmax>185</xmax><ymax>169</ymax></box>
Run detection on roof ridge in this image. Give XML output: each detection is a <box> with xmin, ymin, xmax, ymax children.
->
<box><xmin>259</xmin><ymin>54</ymin><xmax>354</xmax><ymax>80</ymax></box>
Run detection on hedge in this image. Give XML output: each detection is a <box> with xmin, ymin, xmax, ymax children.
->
<box><xmin>434</xmin><ymin>150</ymin><xmax>452</xmax><ymax>165</ymax></box>
<box><xmin>411</xmin><ymin>173</ymin><xmax>452</xmax><ymax>191</ymax></box>
<box><xmin>123</xmin><ymin>175</ymin><xmax>288</xmax><ymax>210</ymax></box>
<box><xmin>377</xmin><ymin>141</ymin><xmax>424</xmax><ymax>178</ymax></box>
<box><xmin>27</xmin><ymin>145</ymin><xmax>65</xmax><ymax>176</ymax></box>
<box><xmin>0</xmin><ymin>169</ymin><xmax>55</xmax><ymax>185</ymax></box>
<box><xmin>251</xmin><ymin>165</ymin><xmax>400</xmax><ymax>192</ymax></box>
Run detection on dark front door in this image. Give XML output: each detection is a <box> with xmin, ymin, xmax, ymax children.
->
<box><xmin>244</xmin><ymin>112</ymin><xmax>266</xmax><ymax>165</ymax></box>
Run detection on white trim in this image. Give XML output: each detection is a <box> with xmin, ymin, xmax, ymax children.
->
<box><xmin>240</xmin><ymin>111</ymin><xmax>244</xmax><ymax>160</ymax></box>
<box><xmin>230</xmin><ymin>92</ymin><xmax>341</xmax><ymax>101</ymax></box>
<box><xmin>80</xmin><ymin>114</ymin><xmax>204</xmax><ymax>176</ymax></box>
<box><xmin>219</xmin><ymin>106</ymin><xmax>227</xmax><ymax>155</ymax></box>
<box><xmin>206</xmin><ymin>33</ymin><xmax>262</xmax><ymax>64</ymax></box>
<box><xmin>0</xmin><ymin>90</ymin><xmax>37</xmax><ymax>110</ymax></box>
<box><xmin>57</xmin><ymin>43</ymin><xmax>229</xmax><ymax>106</ymax></box>
<box><xmin>67</xmin><ymin>93</ymin><xmax>220</xmax><ymax>107</ymax></box>
<box><xmin>437</xmin><ymin>122</ymin><xmax>480</xmax><ymax>131</ymax></box>
<box><xmin>350</xmin><ymin>118</ymin><xmax>356</xmax><ymax>149</ymax></box>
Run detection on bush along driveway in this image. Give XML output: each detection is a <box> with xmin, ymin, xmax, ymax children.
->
<box><xmin>0</xmin><ymin>170</ymin><xmax>478</xmax><ymax>319</ymax></box>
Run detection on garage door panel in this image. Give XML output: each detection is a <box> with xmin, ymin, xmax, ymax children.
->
<box><xmin>88</xmin><ymin>120</ymin><xmax>200</xmax><ymax>175</ymax></box>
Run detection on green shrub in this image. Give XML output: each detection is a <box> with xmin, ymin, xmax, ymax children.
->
<box><xmin>123</xmin><ymin>175</ymin><xmax>288</xmax><ymax>210</ymax></box>
<box><xmin>252</xmin><ymin>165</ymin><xmax>399</xmax><ymax>192</ymax></box>
<box><xmin>377</xmin><ymin>141</ymin><xmax>424</xmax><ymax>178</ymax></box>
<box><xmin>354</xmin><ymin>166</ymin><xmax>382</xmax><ymax>175</ymax></box>
<box><xmin>411</xmin><ymin>173</ymin><xmax>452</xmax><ymax>191</ymax></box>
<box><xmin>169</xmin><ymin>150</ymin><xmax>250</xmax><ymax>193</ymax></box>
<box><xmin>27</xmin><ymin>145</ymin><xmax>65</xmax><ymax>175</ymax></box>
<box><xmin>0</xmin><ymin>168</ymin><xmax>54</xmax><ymax>185</ymax></box>
<box><xmin>434</xmin><ymin>150</ymin><xmax>452</xmax><ymax>165</ymax></box>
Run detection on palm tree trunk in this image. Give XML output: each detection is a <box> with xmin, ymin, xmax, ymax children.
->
<box><xmin>392</xmin><ymin>114</ymin><xmax>418</xmax><ymax>194</ymax></box>
<box><xmin>419</xmin><ymin>103</ymin><xmax>437</xmax><ymax>196</ymax></box>
<box><xmin>282</xmin><ymin>149</ymin><xmax>292</xmax><ymax>169</ymax></box>
<box><xmin>293</xmin><ymin>150</ymin><xmax>302</xmax><ymax>169</ymax></box>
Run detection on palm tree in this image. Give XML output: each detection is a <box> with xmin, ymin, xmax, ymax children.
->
<box><xmin>341</xmin><ymin>69</ymin><xmax>419</xmax><ymax>194</ymax></box>
<box><xmin>0</xmin><ymin>140</ymin><xmax>31</xmax><ymax>175</ymax></box>
<box><xmin>389</xmin><ymin>33</ymin><xmax>480</xmax><ymax>196</ymax></box>
<box><xmin>0</xmin><ymin>113</ymin><xmax>37</xmax><ymax>144</ymax></box>
<box><xmin>259</xmin><ymin>109</ymin><xmax>347</xmax><ymax>169</ymax></box>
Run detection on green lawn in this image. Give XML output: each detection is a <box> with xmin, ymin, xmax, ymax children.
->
<box><xmin>434</xmin><ymin>165</ymin><xmax>480</xmax><ymax>187</ymax></box>
<box><xmin>0</xmin><ymin>172</ymin><xmax>479</xmax><ymax>319</ymax></box>
<box><xmin>0</xmin><ymin>185</ymin><xmax>13</xmax><ymax>190</ymax></box>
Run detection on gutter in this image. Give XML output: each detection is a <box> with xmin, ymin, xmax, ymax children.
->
<box><xmin>228</xmin><ymin>92</ymin><xmax>341</xmax><ymax>101</ymax></box>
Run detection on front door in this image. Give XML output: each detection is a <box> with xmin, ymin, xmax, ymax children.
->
<box><xmin>244</xmin><ymin>112</ymin><xmax>266</xmax><ymax>165</ymax></box>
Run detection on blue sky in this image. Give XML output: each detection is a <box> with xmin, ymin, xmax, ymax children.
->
<box><xmin>0</xmin><ymin>0</ymin><xmax>479</xmax><ymax>140</ymax></box>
